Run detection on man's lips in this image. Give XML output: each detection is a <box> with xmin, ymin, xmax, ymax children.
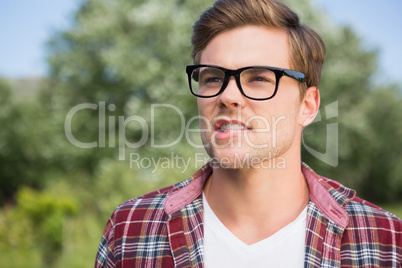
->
<box><xmin>214</xmin><ymin>119</ymin><xmax>252</xmax><ymax>133</ymax></box>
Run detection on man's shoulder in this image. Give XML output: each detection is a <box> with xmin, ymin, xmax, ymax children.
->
<box><xmin>113</xmin><ymin>176</ymin><xmax>194</xmax><ymax>218</ymax></box>
<box><xmin>323</xmin><ymin>176</ymin><xmax>401</xmax><ymax>220</ymax></box>
<box><xmin>107</xmin><ymin>163</ymin><xmax>211</xmax><ymax>230</ymax></box>
<box><xmin>315</xmin><ymin>173</ymin><xmax>402</xmax><ymax>231</ymax></box>
<box><xmin>341</xmin><ymin>197</ymin><xmax>402</xmax><ymax>248</ymax></box>
<box><xmin>345</xmin><ymin>197</ymin><xmax>402</xmax><ymax>226</ymax></box>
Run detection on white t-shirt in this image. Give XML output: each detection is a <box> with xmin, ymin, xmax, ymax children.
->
<box><xmin>203</xmin><ymin>193</ymin><xmax>307</xmax><ymax>268</ymax></box>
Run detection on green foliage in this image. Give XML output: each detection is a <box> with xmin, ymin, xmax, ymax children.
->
<box><xmin>17</xmin><ymin>187</ymin><xmax>79</xmax><ymax>266</ymax></box>
<box><xmin>0</xmin><ymin>186</ymin><xmax>79</xmax><ymax>267</ymax></box>
<box><xmin>39</xmin><ymin>0</ymin><xmax>215</xmax><ymax>176</ymax></box>
<box><xmin>359</xmin><ymin>88</ymin><xmax>402</xmax><ymax>202</ymax></box>
<box><xmin>0</xmin><ymin>78</ymin><xmax>55</xmax><ymax>203</ymax></box>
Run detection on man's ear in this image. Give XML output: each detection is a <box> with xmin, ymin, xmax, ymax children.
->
<box><xmin>299</xmin><ymin>86</ymin><xmax>320</xmax><ymax>127</ymax></box>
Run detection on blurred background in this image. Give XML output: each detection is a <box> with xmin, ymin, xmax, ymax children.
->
<box><xmin>0</xmin><ymin>0</ymin><xmax>401</xmax><ymax>267</ymax></box>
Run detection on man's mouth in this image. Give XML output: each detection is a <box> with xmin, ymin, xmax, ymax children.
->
<box><xmin>219</xmin><ymin>123</ymin><xmax>249</xmax><ymax>132</ymax></box>
<box><xmin>215</xmin><ymin>120</ymin><xmax>252</xmax><ymax>132</ymax></box>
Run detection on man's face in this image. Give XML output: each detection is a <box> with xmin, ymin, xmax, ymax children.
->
<box><xmin>198</xmin><ymin>26</ymin><xmax>304</xmax><ymax>169</ymax></box>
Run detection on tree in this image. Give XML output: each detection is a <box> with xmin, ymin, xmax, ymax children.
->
<box><xmin>0</xmin><ymin>79</ymin><xmax>53</xmax><ymax>203</ymax></box>
<box><xmin>41</xmin><ymin>0</ymin><xmax>215</xmax><ymax>175</ymax></box>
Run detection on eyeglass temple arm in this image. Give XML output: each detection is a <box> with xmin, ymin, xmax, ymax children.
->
<box><xmin>283</xmin><ymin>69</ymin><xmax>305</xmax><ymax>83</ymax></box>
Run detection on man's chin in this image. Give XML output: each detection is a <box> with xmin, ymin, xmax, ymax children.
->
<box><xmin>208</xmin><ymin>151</ymin><xmax>287</xmax><ymax>170</ymax></box>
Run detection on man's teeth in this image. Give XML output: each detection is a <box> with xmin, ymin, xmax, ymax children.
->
<box><xmin>220</xmin><ymin>124</ymin><xmax>248</xmax><ymax>132</ymax></box>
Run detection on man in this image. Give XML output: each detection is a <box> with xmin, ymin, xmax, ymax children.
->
<box><xmin>95</xmin><ymin>0</ymin><xmax>402</xmax><ymax>267</ymax></box>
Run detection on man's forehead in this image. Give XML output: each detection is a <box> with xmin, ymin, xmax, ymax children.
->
<box><xmin>200</xmin><ymin>26</ymin><xmax>290</xmax><ymax>69</ymax></box>
<box><xmin>200</xmin><ymin>26</ymin><xmax>291</xmax><ymax>69</ymax></box>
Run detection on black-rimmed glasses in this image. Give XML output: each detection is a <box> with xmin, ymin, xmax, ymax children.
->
<box><xmin>186</xmin><ymin>64</ymin><xmax>305</xmax><ymax>101</ymax></box>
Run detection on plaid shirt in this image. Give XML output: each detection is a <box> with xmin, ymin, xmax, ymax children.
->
<box><xmin>95</xmin><ymin>162</ymin><xmax>402</xmax><ymax>267</ymax></box>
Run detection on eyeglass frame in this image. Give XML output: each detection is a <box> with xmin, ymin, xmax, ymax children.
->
<box><xmin>186</xmin><ymin>64</ymin><xmax>305</xmax><ymax>101</ymax></box>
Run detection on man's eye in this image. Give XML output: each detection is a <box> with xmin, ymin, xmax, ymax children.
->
<box><xmin>201</xmin><ymin>76</ymin><xmax>222</xmax><ymax>85</ymax></box>
<box><xmin>249</xmin><ymin>76</ymin><xmax>274</xmax><ymax>84</ymax></box>
<box><xmin>206</xmin><ymin>77</ymin><xmax>221</xmax><ymax>83</ymax></box>
<box><xmin>251</xmin><ymin>76</ymin><xmax>267</xmax><ymax>82</ymax></box>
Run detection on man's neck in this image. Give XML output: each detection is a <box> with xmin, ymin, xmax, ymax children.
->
<box><xmin>203</xmin><ymin>156</ymin><xmax>309</xmax><ymax>245</ymax></box>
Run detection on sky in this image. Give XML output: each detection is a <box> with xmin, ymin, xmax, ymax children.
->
<box><xmin>314</xmin><ymin>0</ymin><xmax>402</xmax><ymax>85</ymax></box>
<box><xmin>0</xmin><ymin>0</ymin><xmax>401</xmax><ymax>84</ymax></box>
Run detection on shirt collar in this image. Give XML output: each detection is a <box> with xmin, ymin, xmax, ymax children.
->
<box><xmin>165</xmin><ymin>161</ymin><xmax>353</xmax><ymax>228</ymax></box>
<box><xmin>302</xmin><ymin>163</ymin><xmax>352</xmax><ymax>228</ymax></box>
<box><xmin>164</xmin><ymin>163</ymin><xmax>212</xmax><ymax>215</ymax></box>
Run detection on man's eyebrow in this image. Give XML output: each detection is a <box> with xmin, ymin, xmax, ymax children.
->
<box><xmin>199</xmin><ymin>67</ymin><xmax>222</xmax><ymax>75</ymax></box>
<box><xmin>198</xmin><ymin>68</ymin><xmax>224</xmax><ymax>80</ymax></box>
<box><xmin>246</xmin><ymin>68</ymin><xmax>272</xmax><ymax>74</ymax></box>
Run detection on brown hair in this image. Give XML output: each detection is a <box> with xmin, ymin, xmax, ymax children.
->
<box><xmin>191</xmin><ymin>0</ymin><xmax>326</xmax><ymax>95</ymax></box>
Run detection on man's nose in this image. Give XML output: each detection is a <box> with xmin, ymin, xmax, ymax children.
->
<box><xmin>217</xmin><ymin>77</ymin><xmax>245</xmax><ymax>109</ymax></box>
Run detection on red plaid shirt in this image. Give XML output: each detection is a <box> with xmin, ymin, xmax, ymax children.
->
<box><xmin>95</xmin><ymin>162</ymin><xmax>402</xmax><ymax>267</ymax></box>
